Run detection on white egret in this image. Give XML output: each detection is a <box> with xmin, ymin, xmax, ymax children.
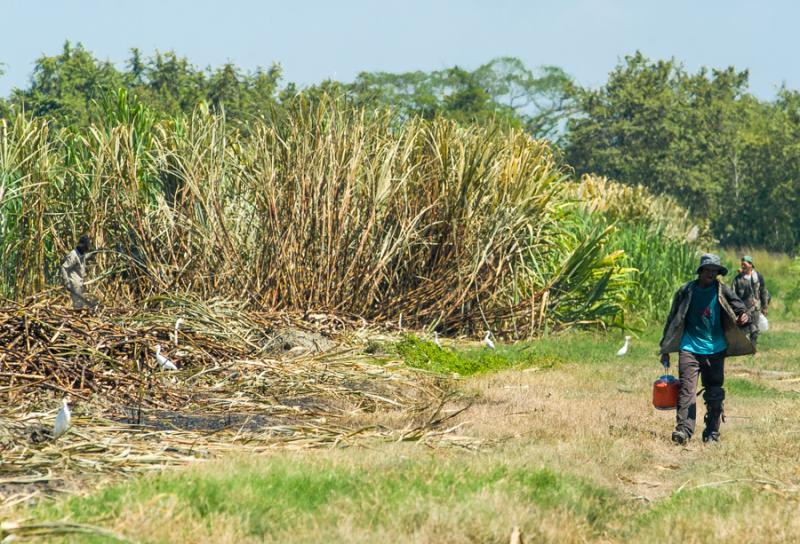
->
<box><xmin>484</xmin><ymin>331</ymin><xmax>496</xmax><ymax>350</ymax></box>
<box><xmin>617</xmin><ymin>335</ymin><xmax>631</xmax><ymax>356</ymax></box>
<box><xmin>155</xmin><ymin>344</ymin><xmax>178</xmax><ymax>370</ymax></box>
<box><xmin>433</xmin><ymin>331</ymin><xmax>442</xmax><ymax>348</ymax></box>
<box><xmin>174</xmin><ymin>318</ymin><xmax>184</xmax><ymax>347</ymax></box>
<box><xmin>53</xmin><ymin>398</ymin><xmax>71</xmax><ymax>439</ymax></box>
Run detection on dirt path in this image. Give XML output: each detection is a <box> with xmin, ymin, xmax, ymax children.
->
<box><xmin>449</xmin><ymin>331</ymin><xmax>800</xmax><ymax>506</ymax></box>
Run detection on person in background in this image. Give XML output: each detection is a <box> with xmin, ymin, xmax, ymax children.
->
<box><xmin>731</xmin><ymin>255</ymin><xmax>769</xmax><ymax>349</ymax></box>
<box><xmin>60</xmin><ymin>234</ymin><xmax>95</xmax><ymax>309</ymax></box>
<box><xmin>659</xmin><ymin>253</ymin><xmax>752</xmax><ymax>444</ymax></box>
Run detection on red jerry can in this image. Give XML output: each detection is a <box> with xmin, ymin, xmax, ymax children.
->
<box><xmin>653</xmin><ymin>374</ymin><xmax>679</xmax><ymax>410</ymax></box>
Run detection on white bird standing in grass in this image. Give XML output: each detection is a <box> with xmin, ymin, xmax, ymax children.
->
<box><xmin>173</xmin><ymin>318</ymin><xmax>183</xmax><ymax>347</ymax></box>
<box><xmin>433</xmin><ymin>331</ymin><xmax>442</xmax><ymax>348</ymax></box>
<box><xmin>53</xmin><ymin>398</ymin><xmax>71</xmax><ymax>439</ymax></box>
<box><xmin>484</xmin><ymin>331</ymin><xmax>496</xmax><ymax>350</ymax></box>
<box><xmin>617</xmin><ymin>335</ymin><xmax>631</xmax><ymax>356</ymax></box>
<box><xmin>155</xmin><ymin>344</ymin><xmax>178</xmax><ymax>370</ymax></box>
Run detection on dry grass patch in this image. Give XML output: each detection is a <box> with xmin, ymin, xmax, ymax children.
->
<box><xmin>10</xmin><ymin>323</ymin><xmax>800</xmax><ymax>543</ymax></box>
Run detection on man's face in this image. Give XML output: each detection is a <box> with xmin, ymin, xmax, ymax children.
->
<box><xmin>699</xmin><ymin>267</ymin><xmax>718</xmax><ymax>286</ymax></box>
<box><xmin>741</xmin><ymin>260</ymin><xmax>753</xmax><ymax>273</ymax></box>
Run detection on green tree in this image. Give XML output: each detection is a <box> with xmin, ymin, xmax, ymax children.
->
<box><xmin>564</xmin><ymin>53</ymin><xmax>751</xmax><ymax>238</ymax></box>
<box><xmin>721</xmin><ymin>90</ymin><xmax>800</xmax><ymax>251</ymax></box>
<box><xmin>565</xmin><ymin>51</ymin><xmax>800</xmax><ymax>251</ymax></box>
<box><xmin>121</xmin><ymin>50</ymin><xmax>282</xmax><ymax>128</ymax></box>
<box><xmin>345</xmin><ymin>57</ymin><xmax>572</xmax><ymax>138</ymax></box>
<box><xmin>2</xmin><ymin>43</ymin><xmax>284</xmax><ymax>131</ymax></box>
<box><xmin>126</xmin><ymin>48</ymin><xmax>146</xmax><ymax>86</ymax></box>
<box><xmin>137</xmin><ymin>50</ymin><xmax>207</xmax><ymax>117</ymax></box>
<box><xmin>472</xmin><ymin>57</ymin><xmax>573</xmax><ymax>138</ymax></box>
<box><xmin>9</xmin><ymin>41</ymin><xmax>124</xmax><ymax>128</ymax></box>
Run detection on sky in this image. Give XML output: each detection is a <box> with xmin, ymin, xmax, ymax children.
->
<box><xmin>1</xmin><ymin>0</ymin><xmax>798</xmax><ymax>99</ymax></box>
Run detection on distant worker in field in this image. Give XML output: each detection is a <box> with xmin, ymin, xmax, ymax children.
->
<box><xmin>659</xmin><ymin>253</ymin><xmax>752</xmax><ymax>445</ymax></box>
<box><xmin>731</xmin><ymin>255</ymin><xmax>769</xmax><ymax>349</ymax></box>
<box><xmin>60</xmin><ymin>234</ymin><xmax>95</xmax><ymax>309</ymax></box>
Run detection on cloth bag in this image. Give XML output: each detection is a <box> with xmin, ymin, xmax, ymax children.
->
<box><xmin>758</xmin><ymin>312</ymin><xmax>769</xmax><ymax>332</ymax></box>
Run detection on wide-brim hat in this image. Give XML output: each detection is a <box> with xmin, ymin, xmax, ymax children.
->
<box><xmin>696</xmin><ymin>253</ymin><xmax>728</xmax><ymax>276</ymax></box>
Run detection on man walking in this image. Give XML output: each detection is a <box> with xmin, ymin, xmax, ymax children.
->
<box><xmin>60</xmin><ymin>234</ymin><xmax>95</xmax><ymax>309</ymax></box>
<box><xmin>731</xmin><ymin>255</ymin><xmax>769</xmax><ymax>348</ymax></box>
<box><xmin>659</xmin><ymin>253</ymin><xmax>753</xmax><ymax>444</ymax></box>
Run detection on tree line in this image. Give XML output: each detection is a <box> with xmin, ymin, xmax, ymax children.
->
<box><xmin>2</xmin><ymin>44</ymin><xmax>799</xmax><ymax>252</ymax></box>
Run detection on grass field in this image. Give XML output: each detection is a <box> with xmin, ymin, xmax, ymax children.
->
<box><xmin>10</xmin><ymin>310</ymin><xmax>800</xmax><ymax>543</ymax></box>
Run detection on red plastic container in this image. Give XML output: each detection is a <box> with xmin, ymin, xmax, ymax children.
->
<box><xmin>653</xmin><ymin>374</ymin><xmax>679</xmax><ymax>410</ymax></box>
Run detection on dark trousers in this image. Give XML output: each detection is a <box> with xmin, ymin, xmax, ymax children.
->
<box><xmin>675</xmin><ymin>350</ymin><xmax>725</xmax><ymax>438</ymax></box>
<box><xmin>748</xmin><ymin>308</ymin><xmax>760</xmax><ymax>348</ymax></box>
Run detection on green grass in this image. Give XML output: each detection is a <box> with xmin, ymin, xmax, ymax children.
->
<box><xmin>395</xmin><ymin>334</ymin><xmax>564</xmax><ymax>375</ymax></box>
<box><xmin>628</xmin><ymin>485</ymin><xmax>758</xmax><ymax>539</ymax></box>
<box><xmin>757</xmin><ymin>329</ymin><xmax>799</xmax><ymax>351</ymax></box>
<box><xmin>512</xmin><ymin>469</ymin><xmax>621</xmax><ymax>528</ymax></box>
<box><xmin>524</xmin><ymin>329</ymin><xmax>657</xmax><ymax>365</ymax></box>
<box><xmin>749</xmin><ymin>327</ymin><xmax>800</xmax><ymax>372</ymax></box>
<box><xmin>395</xmin><ymin>329</ymin><xmax>650</xmax><ymax>376</ymax></box>
<box><xmin>32</xmin><ymin>455</ymin><xmax>630</xmax><ymax>543</ymax></box>
<box><xmin>725</xmin><ymin>377</ymin><xmax>783</xmax><ymax>398</ymax></box>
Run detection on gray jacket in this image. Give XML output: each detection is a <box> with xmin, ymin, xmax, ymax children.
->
<box><xmin>731</xmin><ymin>270</ymin><xmax>769</xmax><ymax>313</ymax></box>
<box><xmin>659</xmin><ymin>280</ymin><xmax>754</xmax><ymax>356</ymax></box>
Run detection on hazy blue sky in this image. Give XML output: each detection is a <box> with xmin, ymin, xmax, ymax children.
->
<box><xmin>1</xmin><ymin>0</ymin><xmax>797</xmax><ymax>98</ymax></box>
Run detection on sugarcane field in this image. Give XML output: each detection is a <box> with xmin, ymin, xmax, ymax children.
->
<box><xmin>3</xmin><ymin>4</ymin><xmax>800</xmax><ymax>543</ymax></box>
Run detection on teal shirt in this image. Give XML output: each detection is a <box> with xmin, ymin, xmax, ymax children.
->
<box><xmin>680</xmin><ymin>283</ymin><xmax>727</xmax><ymax>355</ymax></box>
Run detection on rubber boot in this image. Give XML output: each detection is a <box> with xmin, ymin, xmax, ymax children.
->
<box><xmin>702</xmin><ymin>386</ymin><xmax>725</xmax><ymax>443</ymax></box>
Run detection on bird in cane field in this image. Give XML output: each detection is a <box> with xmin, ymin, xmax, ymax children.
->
<box><xmin>484</xmin><ymin>331</ymin><xmax>496</xmax><ymax>350</ymax></box>
<box><xmin>433</xmin><ymin>331</ymin><xmax>442</xmax><ymax>348</ymax></box>
<box><xmin>173</xmin><ymin>317</ymin><xmax>183</xmax><ymax>347</ymax></box>
<box><xmin>53</xmin><ymin>398</ymin><xmax>71</xmax><ymax>439</ymax></box>
<box><xmin>617</xmin><ymin>335</ymin><xmax>631</xmax><ymax>356</ymax></box>
<box><xmin>155</xmin><ymin>344</ymin><xmax>178</xmax><ymax>370</ymax></box>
